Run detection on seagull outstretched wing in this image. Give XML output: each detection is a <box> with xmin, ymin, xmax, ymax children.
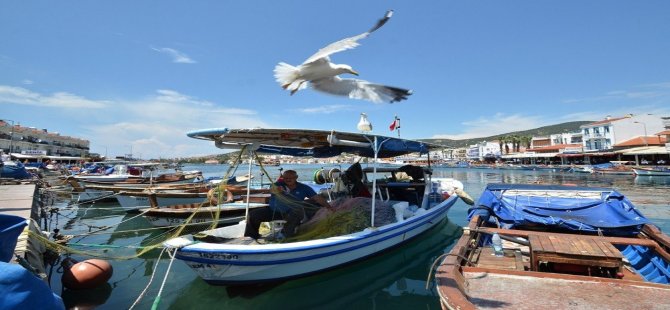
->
<box><xmin>302</xmin><ymin>10</ymin><xmax>393</xmax><ymax>65</ymax></box>
<box><xmin>311</xmin><ymin>76</ymin><xmax>411</xmax><ymax>103</ymax></box>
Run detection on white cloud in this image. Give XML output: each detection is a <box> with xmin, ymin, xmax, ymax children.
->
<box><xmin>0</xmin><ymin>85</ymin><xmax>108</xmax><ymax>108</ymax></box>
<box><xmin>292</xmin><ymin>104</ymin><xmax>354</xmax><ymax>114</ymax></box>
<box><xmin>432</xmin><ymin>104</ymin><xmax>670</xmax><ymax>141</ymax></box>
<box><xmin>85</xmin><ymin>89</ymin><xmax>268</xmax><ymax>158</ymax></box>
<box><xmin>22</xmin><ymin>79</ymin><xmax>33</xmax><ymax>85</ymax></box>
<box><xmin>151</xmin><ymin>47</ymin><xmax>196</xmax><ymax>64</ymax></box>
<box><xmin>563</xmin><ymin>82</ymin><xmax>670</xmax><ymax>104</ymax></box>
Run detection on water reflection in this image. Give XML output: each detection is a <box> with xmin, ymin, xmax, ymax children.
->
<box><xmin>54</xmin><ymin>164</ymin><xmax>670</xmax><ymax>309</ymax></box>
<box><xmin>166</xmin><ymin>220</ymin><xmax>462</xmax><ymax>310</ymax></box>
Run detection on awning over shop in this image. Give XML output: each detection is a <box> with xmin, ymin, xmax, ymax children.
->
<box><xmin>615</xmin><ymin>146</ymin><xmax>670</xmax><ymax>155</ymax></box>
<box><xmin>501</xmin><ymin>152</ymin><xmax>558</xmax><ymax>159</ymax></box>
<box><xmin>10</xmin><ymin>153</ymin><xmax>86</xmax><ymax>161</ymax></box>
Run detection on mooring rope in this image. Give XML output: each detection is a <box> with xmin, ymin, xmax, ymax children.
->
<box><xmin>151</xmin><ymin>248</ymin><xmax>177</xmax><ymax>310</ymax></box>
<box><xmin>129</xmin><ymin>247</ymin><xmax>168</xmax><ymax>310</ymax></box>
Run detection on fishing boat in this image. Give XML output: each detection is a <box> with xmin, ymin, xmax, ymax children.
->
<box><xmin>633</xmin><ymin>167</ymin><xmax>670</xmax><ymax>177</ymax></box>
<box><xmin>142</xmin><ymin>202</ymin><xmax>269</xmax><ymax>227</ymax></box>
<box><xmin>569</xmin><ymin>165</ymin><xmax>594</xmax><ymax>173</ymax></box>
<box><xmin>593</xmin><ymin>162</ymin><xmax>635</xmax><ymax>176</ymax></box>
<box><xmin>434</xmin><ymin>184</ymin><xmax>670</xmax><ymax>309</ymax></box>
<box><xmin>164</xmin><ymin>127</ymin><xmax>471</xmax><ymax>285</ymax></box>
<box><xmin>114</xmin><ymin>183</ymin><xmax>267</xmax><ymax>212</ymax></box>
<box><xmin>67</xmin><ymin>171</ymin><xmax>204</xmax><ymax>204</ymax></box>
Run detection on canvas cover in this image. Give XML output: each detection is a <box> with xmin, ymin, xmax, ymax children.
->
<box><xmin>469</xmin><ymin>183</ymin><xmax>650</xmax><ymax>235</ymax></box>
<box><xmin>187</xmin><ymin>128</ymin><xmax>439</xmax><ymax>158</ymax></box>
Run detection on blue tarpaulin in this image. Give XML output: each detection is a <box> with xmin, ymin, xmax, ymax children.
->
<box><xmin>0</xmin><ymin>262</ymin><xmax>65</xmax><ymax>310</ymax></box>
<box><xmin>0</xmin><ymin>162</ymin><xmax>32</xmax><ymax>179</ymax></box>
<box><xmin>468</xmin><ymin>183</ymin><xmax>650</xmax><ymax>236</ymax></box>
<box><xmin>0</xmin><ymin>215</ymin><xmax>27</xmax><ymax>262</ymax></box>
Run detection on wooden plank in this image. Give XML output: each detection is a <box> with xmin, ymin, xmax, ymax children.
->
<box><xmin>572</xmin><ymin>238</ymin><xmax>594</xmax><ymax>256</ymax></box>
<box><xmin>528</xmin><ymin>235</ymin><xmax>541</xmax><ymax>251</ymax></box>
<box><xmin>548</xmin><ymin>235</ymin><xmax>569</xmax><ymax>254</ymax></box>
<box><xmin>476</xmin><ymin>227</ymin><xmax>658</xmax><ymax>248</ymax></box>
<box><xmin>581</xmin><ymin>238</ymin><xmax>603</xmax><ymax>257</ymax></box>
<box><xmin>514</xmin><ymin>251</ymin><xmax>525</xmax><ymax>271</ymax></box>
<box><xmin>539</xmin><ymin>235</ymin><xmax>556</xmax><ymax>253</ymax></box>
<box><xmin>595</xmin><ymin>240</ymin><xmax>623</xmax><ymax>259</ymax></box>
<box><xmin>593</xmin><ymin>240</ymin><xmax>618</xmax><ymax>258</ymax></box>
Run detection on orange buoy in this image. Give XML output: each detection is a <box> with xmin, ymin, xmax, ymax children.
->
<box><xmin>61</xmin><ymin>258</ymin><xmax>113</xmax><ymax>290</ymax></box>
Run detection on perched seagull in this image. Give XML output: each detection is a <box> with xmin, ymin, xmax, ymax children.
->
<box><xmin>274</xmin><ymin>10</ymin><xmax>412</xmax><ymax>103</ymax></box>
<box><xmin>357</xmin><ymin>113</ymin><xmax>373</xmax><ymax>132</ymax></box>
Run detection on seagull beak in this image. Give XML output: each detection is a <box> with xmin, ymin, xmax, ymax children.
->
<box><xmin>349</xmin><ymin>69</ymin><xmax>359</xmax><ymax>76</ymax></box>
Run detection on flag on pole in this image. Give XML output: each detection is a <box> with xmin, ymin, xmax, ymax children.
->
<box><xmin>389</xmin><ymin>116</ymin><xmax>400</xmax><ymax>131</ymax></box>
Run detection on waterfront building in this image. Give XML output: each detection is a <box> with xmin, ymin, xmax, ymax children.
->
<box><xmin>530</xmin><ymin>136</ymin><xmax>551</xmax><ymax>148</ymax></box>
<box><xmin>580</xmin><ymin>114</ymin><xmax>665</xmax><ymax>151</ymax></box>
<box><xmin>0</xmin><ymin>120</ymin><xmax>89</xmax><ymax>157</ymax></box>
<box><xmin>550</xmin><ymin>132</ymin><xmax>583</xmax><ymax>145</ymax></box>
<box><xmin>662</xmin><ymin>117</ymin><xmax>670</xmax><ymax>152</ymax></box>
<box><xmin>467</xmin><ymin>141</ymin><xmax>501</xmax><ymax>162</ymax></box>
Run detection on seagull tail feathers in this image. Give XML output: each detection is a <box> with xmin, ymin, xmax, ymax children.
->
<box><xmin>274</xmin><ymin>62</ymin><xmax>306</xmax><ymax>93</ymax></box>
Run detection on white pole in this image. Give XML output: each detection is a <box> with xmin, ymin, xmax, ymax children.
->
<box><xmin>244</xmin><ymin>147</ymin><xmax>253</xmax><ymax>219</ymax></box>
<box><xmin>371</xmin><ymin>136</ymin><xmax>378</xmax><ymax>228</ymax></box>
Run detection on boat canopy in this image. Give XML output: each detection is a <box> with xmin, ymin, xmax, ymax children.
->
<box><xmin>469</xmin><ymin>183</ymin><xmax>650</xmax><ymax>236</ymax></box>
<box><xmin>187</xmin><ymin>128</ymin><xmax>441</xmax><ymax>158</ymax></box>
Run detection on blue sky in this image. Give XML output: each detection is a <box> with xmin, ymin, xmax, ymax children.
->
<box><xmin>2</xmin><ymin>1</ymin><xmax>669</xmax><ymax>159</ymax></box>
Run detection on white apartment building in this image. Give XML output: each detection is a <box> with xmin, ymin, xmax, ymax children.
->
<box><xmin>0</xmin><ymin>120</ymin><xmax>89</xmax><ymax>157</ymax></box>
<box><xmin>550</xmin><ymin>132</ymin><xmax>583</xmax><ymax>145</ymax></box>
<box><xmin>580</xmin><ymin>114</ymin><xmax>665</xmax><ymax>151</ymax></box>
<box><xmin>467</xmin><ymin>141</ymin><xmax>501</xmax><ymax>161</ymax></box>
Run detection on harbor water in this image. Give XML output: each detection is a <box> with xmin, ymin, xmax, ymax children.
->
<box><xmin>52</xmin><ymin>164</ymin><xmax>670</xmax><ymax>309</ymax></box>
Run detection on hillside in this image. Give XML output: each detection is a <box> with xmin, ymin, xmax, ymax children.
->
<box><xmin>420</xmin><ymin>121</ymin><xmax>592</xmax><ymax>148</ymax></box>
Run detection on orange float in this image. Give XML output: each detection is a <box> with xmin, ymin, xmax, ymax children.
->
<box><xmin>61</xmin><ymin>258</ymin><xmax>113</xmax><ymax>290</ymax></box>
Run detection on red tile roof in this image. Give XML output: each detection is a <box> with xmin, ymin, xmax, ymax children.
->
<box><xmin>614</xmin><ymin>136</ymin><xmax>667</xmax><ymax>147</ymax></box>
<box><xmin>655</xmin><ymin>130</ymin><xmax>670</xmax><ymax>135</ymax></box>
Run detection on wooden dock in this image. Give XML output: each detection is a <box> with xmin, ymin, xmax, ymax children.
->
<box><xmin>0</xmin><ymin>184</ymin><xmax>39</xmax><ymax>220</ymax></box>
<box><xmin>0</xmin><ymin>183</ymin><xmax>48</xmax><ymax>276</ymax></box>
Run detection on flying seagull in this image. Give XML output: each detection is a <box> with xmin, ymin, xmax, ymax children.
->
<box><xmin>273</xmin><ymin>10</ymin><xmax>412</xmax><ymax>103</ymax></box>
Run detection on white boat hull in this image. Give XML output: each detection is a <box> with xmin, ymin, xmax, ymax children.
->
<box><xmin>116</xmin><ymin>195</ymin><xmax>207</xmax><ymax>212</ymax></box>
<box><xmin>144</xmin><ymin>215</ymin><xmax>245</xmax><ymax>227</ymax></box>
<box><xmin>633</xmin><ymin>168</ymin><xmax>670</xmax><ymax>176</ymax></box>
<box><xmin>173</xmin><ymin>195</ymin><xmax>458</xmax><ymax>284</ymax></box>
<box><xmin>75</xmin><ymin>190</ymin><xmax>115</xmax><ymax>203</ymax></box>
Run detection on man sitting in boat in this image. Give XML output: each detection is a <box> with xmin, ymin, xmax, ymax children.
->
<box><xmin>244</xmin><ymin>170</ymin><xmax>333</xmax><ymax>240</ymax></box>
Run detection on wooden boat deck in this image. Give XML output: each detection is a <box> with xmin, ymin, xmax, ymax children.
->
<box><xmin>436</xmin><ymin>216</ymin><xmax>670</xmax><ymax>309</ymax></box>
<box><xmin>463</xmin><ymin>269</ymin><xmax>670</xmax><ymax>309</ymax></box>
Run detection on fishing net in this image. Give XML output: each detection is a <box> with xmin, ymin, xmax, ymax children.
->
<box><xmin>285</xmin><ymin>197</ymin><xmax>397</xmax><ymax>242</ymax></box>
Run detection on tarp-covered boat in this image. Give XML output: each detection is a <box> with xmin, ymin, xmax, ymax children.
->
<box><xmin>434</xmin><ymin>184</ymin><xmax>670</xmax><ymax>309</ymax></box>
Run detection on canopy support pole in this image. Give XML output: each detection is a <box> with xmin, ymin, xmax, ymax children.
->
<box><xmin>367</xmin><ymin>135</ymin><xmax>392</xmax><ymax>228</ymax></box>
<box><xmin>244</xmin><ymin>146</ymin><xmax>255</xmax><ymax>220</ymax></box>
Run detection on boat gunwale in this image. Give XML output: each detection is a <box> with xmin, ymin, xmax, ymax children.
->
<box><xmin>175</xmin><ymin>195</ymin><xmax>458</xmax><ymax>261</ymax></box>
<box><xmin>435</xmin><ymin>215</ymin><xmax>670</xmax><ymax>310</ymax></box>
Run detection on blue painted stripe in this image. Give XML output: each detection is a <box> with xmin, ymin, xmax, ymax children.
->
<box><xmin>175</xmin><ymin>197</ymin><xmax>456</xmax><ymax>266</ymax></box>
<box><xmin>181</xmin><ymin>195</ymin><xmax>458</xmax><ymax>255</ymax></box>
